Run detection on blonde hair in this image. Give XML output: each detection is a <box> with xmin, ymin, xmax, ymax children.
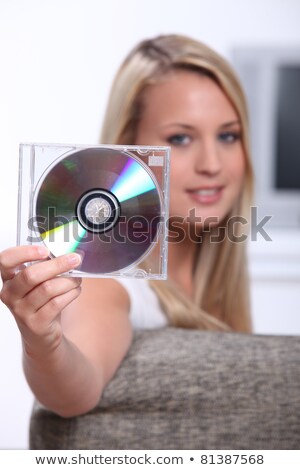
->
<box><xmin>101</xmin><ymin>34</ymin><xmax>254</xmax><ymax>333</ymax></box>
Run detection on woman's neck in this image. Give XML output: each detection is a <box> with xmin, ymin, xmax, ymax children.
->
<box><xmin>167</xmin><ymin>234</ymin><xmax>199</xmax><ymax>298</ymax></box>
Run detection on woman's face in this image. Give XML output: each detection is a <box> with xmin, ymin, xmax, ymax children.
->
<box><xmin>134</xmin><ymin>70</ymin><xmax>245</xmax><ymax>228</ymax></box>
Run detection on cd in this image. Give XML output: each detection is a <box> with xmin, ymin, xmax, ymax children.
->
<box><xmin>33</xmin><ymin>147</ymin><xmax>162</xmax><ymax>274</ymax></box>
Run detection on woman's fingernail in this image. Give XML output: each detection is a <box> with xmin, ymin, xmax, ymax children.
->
<box><xmin>67</xmin><ymin>253</ymin><xmax>82</xmax><ymax>267</ymax></box>
<box><xmin>37</xmin><ymin>246</ymin><xmax>49</xmax><ymax>258</ymax></box>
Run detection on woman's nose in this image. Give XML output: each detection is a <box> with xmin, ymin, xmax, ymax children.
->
<box><xmin>194</xmin><ymin>141</ymin><xmax>222</xmax><ymax>175</ymax></box>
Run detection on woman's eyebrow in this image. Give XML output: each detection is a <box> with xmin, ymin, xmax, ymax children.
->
<box><xmin>160</xmin><ymin>121</ymin><xmax>241</xmax><ymax>130</ymax></box>
<box><xmin>220</xmin><ymin>120</ymin><xmax>241</xmax><ymax>129</ymax></box>
<box><xmin>160</xmin><ymin>123</ymin><xmax>194</xmax><ymax>129</ymax></box>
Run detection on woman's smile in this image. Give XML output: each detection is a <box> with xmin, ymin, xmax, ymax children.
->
<box><xmin>186</xmin><ymin>186</ymin><xmax>224</xmax><ymax>204</ymax></box>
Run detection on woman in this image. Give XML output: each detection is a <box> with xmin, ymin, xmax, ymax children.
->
<box><xmin>0</xmin><ymin>34</ymin><xmax>253</xmax><ymax>418</ymax></box>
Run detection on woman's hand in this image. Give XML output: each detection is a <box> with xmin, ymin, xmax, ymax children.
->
<box><xmin>0</xmin><ymin>245</ymin><xmax>132</xmax><ymax>417</ymax></box>
<box><xmin>0</xmin><ymin>245</ymin><xmax>82</xmax><ymax>358</ymax></box>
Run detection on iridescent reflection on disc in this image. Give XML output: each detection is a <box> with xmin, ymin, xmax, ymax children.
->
<box><xmin>34</xmin><ymin>147</ymin><xmax>161</xmax><ymax>273</ymax></box>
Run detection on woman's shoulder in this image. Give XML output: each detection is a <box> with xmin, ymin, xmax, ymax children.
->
<box><xmin>64</xmin><ymin>277</ymin><xmax>167</xmax><ymax>330</ymax></box>
<box><xmin>113</xmin><ymin>278</ymin><xmax>168</xmax><ymax>330</ymax></box>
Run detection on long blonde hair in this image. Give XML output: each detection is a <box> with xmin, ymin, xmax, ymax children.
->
<box><xmin>101</xmin><ymin>34</ymin><xmax>254</xmax><ymax>332</ymax></box>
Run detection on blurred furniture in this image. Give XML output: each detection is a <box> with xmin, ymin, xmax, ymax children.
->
<box><xmin>30</xmin><ymin>327</ymin><xmax>300</xmax><ymax>449</ymax></box>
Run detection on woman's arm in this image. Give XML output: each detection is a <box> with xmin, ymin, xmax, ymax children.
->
<box><xmin>0</xmin><ymin>246</ymin><xmax>132</xmax><ymax>417</ymax></box>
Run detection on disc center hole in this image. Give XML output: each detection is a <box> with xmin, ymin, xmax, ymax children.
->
<box><xmin>85</xmin><ymin>197</ymin><xmax>112</xmax><ymax>224</ymax></box>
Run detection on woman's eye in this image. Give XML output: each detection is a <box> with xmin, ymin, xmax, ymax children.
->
<box><xmin>218</xmin><ymin>131</ymin><xmax>241</xmax><ymax>143</ymax></box>
<box><xmin>167</xmin><ymin>134</ymin><xmax>191</xmax><ymax>146</ymax></box>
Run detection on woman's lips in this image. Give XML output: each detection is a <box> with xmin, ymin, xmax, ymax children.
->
<box><xmin>186</xmin><ymin>186</ymin><xmax>224</xmax><ymax>204</ymax></box>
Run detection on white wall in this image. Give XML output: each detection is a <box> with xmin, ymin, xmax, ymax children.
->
<box><xmin>0</xmin><ymin>0</ymin><xmax>300</xmax><ymax>449</ymax></box>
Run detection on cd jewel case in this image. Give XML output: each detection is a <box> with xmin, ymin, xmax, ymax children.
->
<box><xmin>17</xmin><ymin>143</ymin><xmax>170</xmax><ymax>279</ymax></box>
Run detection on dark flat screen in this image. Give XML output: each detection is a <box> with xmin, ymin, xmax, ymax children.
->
<box><xmin>275</xmin><ymin>66</ymin><xmax>300</xmax><ymax>190</ymax></box>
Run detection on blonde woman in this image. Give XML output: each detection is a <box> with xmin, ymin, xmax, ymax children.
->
<box><xmin>0</xmin><ymin>34</ymin><xmax>253</xmax><ymax>418</ymax></box>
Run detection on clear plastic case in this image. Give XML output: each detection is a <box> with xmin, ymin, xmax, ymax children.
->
<box><xmin>18</xmin><ymin>143</ymin><xmax>170</xmax><ymax>279</ymax></box>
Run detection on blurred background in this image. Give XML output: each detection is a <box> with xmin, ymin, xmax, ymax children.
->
<box><xmin>0</xmin><ymin>0</ymin><xmax>300</xmax><ymax>449</ymax></box>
